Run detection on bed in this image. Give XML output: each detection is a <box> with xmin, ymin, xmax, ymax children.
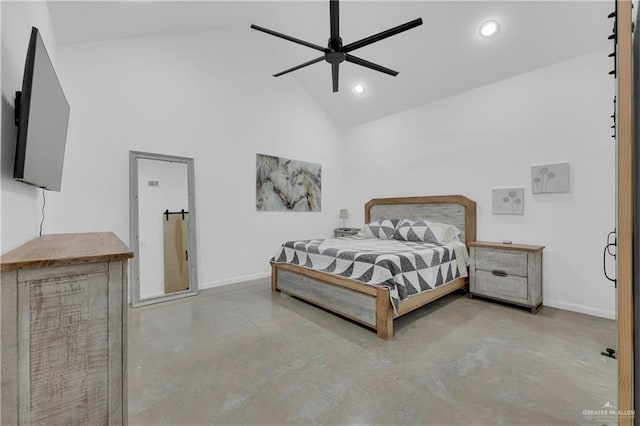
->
<box><xmin>270</xmin><ymin>195</ymin><xmax>477</xmax><ymax>339</ymax></box>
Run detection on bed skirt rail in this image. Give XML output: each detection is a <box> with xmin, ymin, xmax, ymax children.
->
<box><xmin>271</xmin><ymin>263</ymin><xmax>468</xmax><ymax>339</ymax></box>
<box><xmin>271</xmin><ymin>262</ymin><xmax>394</xmax><ymax>338</ymax></box>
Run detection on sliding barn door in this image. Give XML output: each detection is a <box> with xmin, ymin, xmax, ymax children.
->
<box><xmin>164</xmin><ymin>213</ymin><xmax>190</xmax><ymax>294</ymax></box>
<box><xmin>616</xmin><ymin>0</ymin><xmax>634</xmax><ymax>423</ymax></box>
<box><xmin>635</xmin><ymin>0</ymin><xmax>640</xmax><ymax>421</ymax></box>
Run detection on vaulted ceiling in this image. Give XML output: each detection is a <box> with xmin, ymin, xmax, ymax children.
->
<box><xmin>48</xmin><ymin>1</ymin><xmax>612</xmax><ymax>128</ymax></box>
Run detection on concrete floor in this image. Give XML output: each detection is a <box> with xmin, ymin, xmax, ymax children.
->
<box><xmin>128</xmin><ymin>279</ymin><xmax>616</xmax><ymax>425</ymax></box>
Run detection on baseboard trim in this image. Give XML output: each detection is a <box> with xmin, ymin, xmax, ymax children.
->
<box><xmin>199</xmin><ymin>271</ymin><xmax>271</xmax><ymax>290</ymax></box>
<box><xmin>202</xmin><ymin>274</ymin><xmax>615</xmax><ymax>319</ymax></box>
<box><xmin>544</xmin><ymin>299</ymin><xmax>615</xmax><ymax>320</ymax></box>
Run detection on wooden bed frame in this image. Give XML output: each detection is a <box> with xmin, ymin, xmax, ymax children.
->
<box><xmin>271</xmin><ymin>195</ymin><xmax>477</xmax><ymax>339</ymax></box>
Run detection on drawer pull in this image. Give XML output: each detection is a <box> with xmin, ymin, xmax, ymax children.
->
<box><xmin>492</xmin><ymin>270</ymin><xmax>508</xmax><ymax>277</ymax></box>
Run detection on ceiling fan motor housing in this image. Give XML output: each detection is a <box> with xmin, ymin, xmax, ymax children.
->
<box><xmin>325</xmin><ymin>51</ymin><xmax>346</xmax><ymax>64</ymax></box>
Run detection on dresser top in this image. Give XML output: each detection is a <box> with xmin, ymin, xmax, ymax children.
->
<box><xmin>1</xmin><ymin>232</ymin><xmax>133</xmax><ymax>272</ymax></box>
<box><xmin>469</xmin><ymin>241</ymin><xmax>545</xmax><ymax>252</ymax></box>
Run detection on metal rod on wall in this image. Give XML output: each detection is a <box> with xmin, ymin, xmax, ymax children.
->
<box><xmin>164</xmin><ymin>210</ymin><xmax>189</xmax><ymax>221</ymax></box>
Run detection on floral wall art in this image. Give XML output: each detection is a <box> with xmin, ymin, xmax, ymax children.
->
<box><xmin>531</xmin><ymin>162</ymin><xmax>570</xmax><ymax>194</ymax></box>
<box><xmin>256</xmin><ymin>154</ymin><xmax>321</xmax><ymax>212</ymax></box>
<box><xmin>492</xmin><ymin>188</ymin><xmax>524</xmax><ymax>215</ymax></box>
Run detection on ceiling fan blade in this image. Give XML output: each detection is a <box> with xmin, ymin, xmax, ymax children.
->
<box><xmin>342</xmin><ymin>18</ymin><xmax>423</xmax><ymax>53</ymax></box>
<box><xmin>345</xmin><ymin>54</ymin><xmax>398</xmax><ymax>76</ymax></box>
<box><xmin>332</xmin><ymin>63</ymin><xmax>339</xmax><ymax>93</ymax></box>
<box><xmin>250</xmin><ymin>24</ymin><xmax>328</xmax><ymax>53</ymax></box>
<box><xmin>273</xmin><ymin>56</ymin><xmax>325</xmax><ymax>77</ymax></box>
<box><xmin>330</xmin><ymin>0</ymin><xmax>340</xmax><ymax>41</ymax></box>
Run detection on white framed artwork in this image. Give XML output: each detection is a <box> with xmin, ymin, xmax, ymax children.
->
<box><xmin>531</xmin><ymin>162</ymin><xmax>570</xmax><ymax>194</ymax></box>
<box><xmin>492</xmin><ymin>188</ymin><xmax>524</xmax><ymax>215</ymax></box>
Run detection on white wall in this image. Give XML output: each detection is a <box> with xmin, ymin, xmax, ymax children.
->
<box><xmin>48</xmin><ymin>28</ymin><xmax>343</xmax><ymax>288</ymax></box>
<box><xmin>1</xmin><ymin>6</ymin><xmax>614</xmax><ymax>319</ymax></box>
<box><xmin>342</xmin><ymin>49</ymin><xmax>616</xmax><ymax>319</ymax></box>
<box><xmin>1</xmin><ymin>1</ymin><xmax>57</xmax><ymax>253</ymax></box>
<box><xmin>137</xmin><ymin>159</ymin><xmax>189</xmax><ymax>298</ymax></box>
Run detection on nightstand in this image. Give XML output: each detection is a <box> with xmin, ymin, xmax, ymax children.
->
<box><xmin>334</xmin><ymin>228</ymin><xmax>360</xmax><ymax>237</ymax></box>
<box><xmin>468</xmin><ymin>241</ymin><xmax>545</xmax><ymax>313</ymax></box>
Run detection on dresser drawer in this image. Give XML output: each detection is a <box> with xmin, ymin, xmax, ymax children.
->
<box><xmin>475</xmin><ymin>249</ymin><xmax>528</xmax><ymax>277</ymax></box>
<box><xmin>474</xmin><ymin>270</ymin><xmax>528</xmax><ymax>301</ymax></box>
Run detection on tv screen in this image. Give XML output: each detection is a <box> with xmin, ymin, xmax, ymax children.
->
<box><xmin>14</xmin><ymin>27</ymin><xmax>70</xmax><ymax>192</ymax></box>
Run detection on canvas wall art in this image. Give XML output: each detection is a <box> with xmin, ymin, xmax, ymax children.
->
<box><xmin>256</xmin><ymin>154</ymin><xmax>321</xmax><ymax>212</ymax></box>
<box><xmin>492</xmin><ymin>188</ymin><xmax>524</xmax><ymax>215</ymax></box>
<box><xmin>531</xmin><ymin>162</ymin><xmax>570</xmax><ymax>194</ymax></box>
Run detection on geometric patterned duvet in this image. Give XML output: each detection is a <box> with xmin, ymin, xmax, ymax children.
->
<box><xmin>271</xmin><ymin>236</ymin><xmax>469</xmax><ymax>313</ymax></box>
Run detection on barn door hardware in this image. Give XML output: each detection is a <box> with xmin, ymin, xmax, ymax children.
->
<box><xmin>164</xmin><ymin>209</ymin><xmax>189</xmax><ymax>221</ymax></box>
<box><xmin>600</xmin><ymin>228</ymin><xmax>616</xmax><ymax>360</ymax></box>
<box><xmin>603</xmin><ymin>228</ymin><xmax>617</xmax><ymax>286</ymax></box>
<box><xmin>611</xmin><ymin>97</ymin><xmax>617</xmax><ymax>140</ymax></box>
<box><xmin>608</xmin><ymin>1</ymin><xmax>618</xmax><ymax>76</ymax></box>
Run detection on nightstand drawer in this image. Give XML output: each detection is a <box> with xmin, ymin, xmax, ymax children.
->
<box><xmin>475</xmin><ymin>270</ymin><xmax>528</xmax><ymax>300</ymax></box>
<box><xmin>475</xmin><ymin>249</ymin><xmax>528</xmax><ymax>277</ymax></box>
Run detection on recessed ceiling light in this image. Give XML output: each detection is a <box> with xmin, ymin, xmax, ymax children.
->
<box><xmin>353</xmin><ymin>83</ymin><xmax>366</xmax><ymax>94</ymax></box>
<box><xmin>479</xmin><ymin>20</ymin><xmax>499</xmax><ymax>37</ymax></box>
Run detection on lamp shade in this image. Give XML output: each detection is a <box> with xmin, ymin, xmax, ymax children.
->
<box><xmin>339</xmin><ymin>209</ymin><xmax>348</xmax><ymax>219</ymax></box>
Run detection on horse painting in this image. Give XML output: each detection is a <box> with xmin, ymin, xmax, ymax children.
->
<box><xmin>256</xmin><ymin>154</ymin><xmax>321</xmax><ymax>212</ymax></box>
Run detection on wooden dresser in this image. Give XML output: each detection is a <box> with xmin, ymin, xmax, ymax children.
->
<box><xmin>1</xmin><ymin>232</ymin><xmax>133</xmax><ymax>425</ymax></box>
<box><xmin>468</xmin><ymin>241</ymin><xmax>544</xmax><ymax>313</ymax></box>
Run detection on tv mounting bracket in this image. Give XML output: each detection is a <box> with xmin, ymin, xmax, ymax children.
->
<box><xmin>14</xmin><ymin>91</ymin><xmax>22</xmax><ymax>126</ymax></box>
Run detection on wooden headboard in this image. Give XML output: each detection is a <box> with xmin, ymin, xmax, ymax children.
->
<box><xmin>365</xmin><ymin>195</ymin><xmax>477</xmax><ymax>245</ymax></box>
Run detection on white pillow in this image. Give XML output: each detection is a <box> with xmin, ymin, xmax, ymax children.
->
<box><xmin>428</xmin><ymin>221</ymin><xmax>462</xmax><ymax>244</ymax></box>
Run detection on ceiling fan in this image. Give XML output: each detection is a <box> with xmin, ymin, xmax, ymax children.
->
<box><xmin>250</xmin><ymin>0</ymin><xmax>423</xmax><ymax>93</ymax></box>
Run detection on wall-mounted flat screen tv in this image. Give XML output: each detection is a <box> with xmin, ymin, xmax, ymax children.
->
<box><xmin>14</xmin><ymin>27</ymin><xmax>70</xmax><ymax>192</ymax></box>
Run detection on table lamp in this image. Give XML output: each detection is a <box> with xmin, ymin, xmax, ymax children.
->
<box><xmin>339</xmin><ymin>209</ymin><xmax>348</xmax><ymax>229</ymax></box>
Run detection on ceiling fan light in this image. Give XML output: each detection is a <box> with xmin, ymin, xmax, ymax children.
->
<box><xmin>479</xmin><ymin>20</ymin><xmax>499</xmax><ymax>37</ymax></box>
<box><xmin>353</xmin><ymin>83</ymin><xmax>366</xmax><ymax>94</ymax></box>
